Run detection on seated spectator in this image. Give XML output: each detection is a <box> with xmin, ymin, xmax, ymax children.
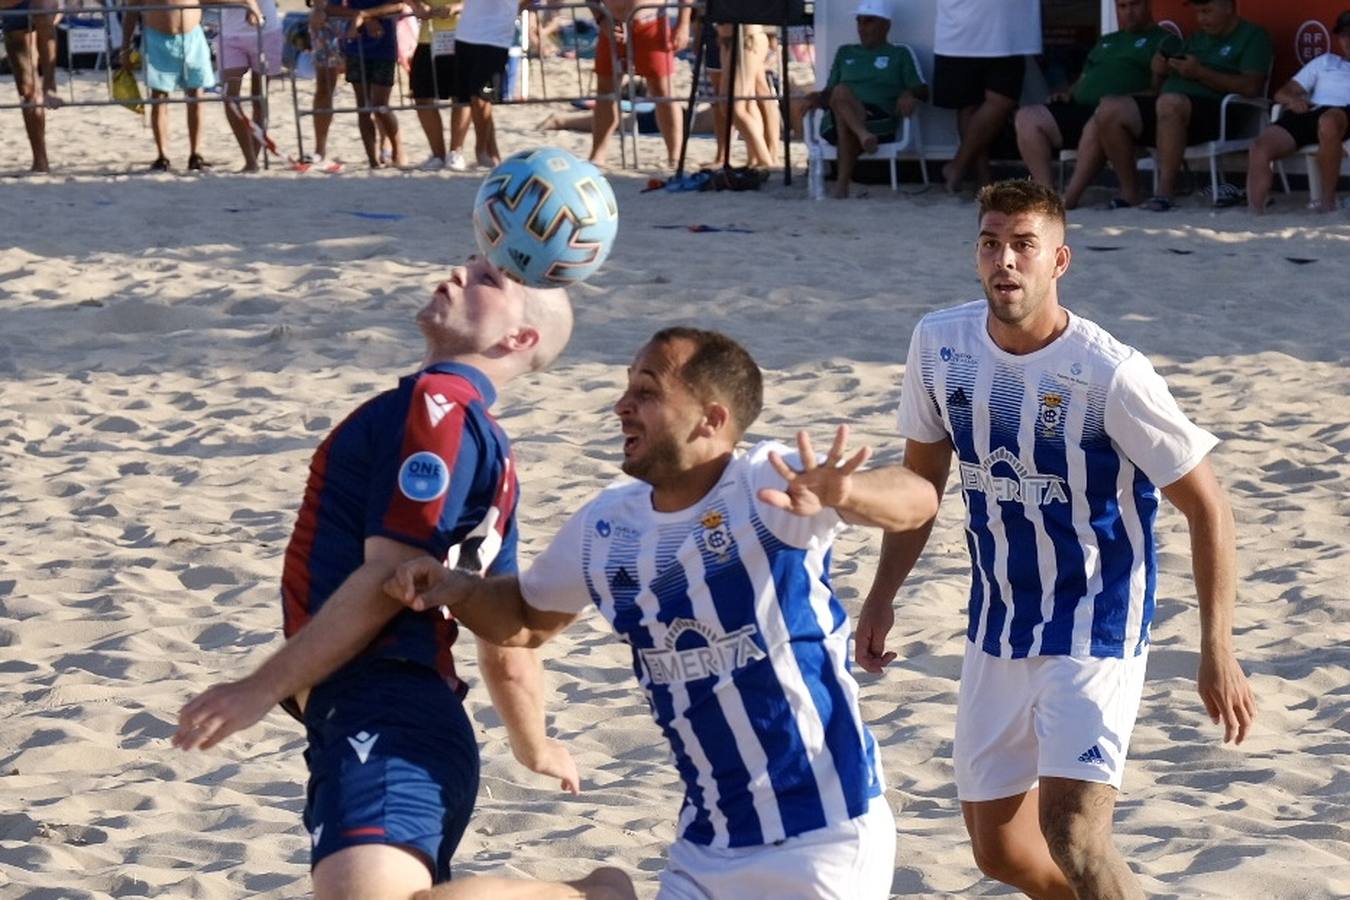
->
<box><xmin>932</xmin><ymin>0</ymin><xmax>1039</xmax><ymax>193</ymax></box>
<box><xmin>218</xmin><ymin>0</ymin><xmax>284</xmax><ymax>172</ymax></box>
<box><xmin>1246</xmin><ymin>10</ymin><xmax>1350</xmax><ymax>214</ymax></box>
<box><xmin>807</xmin><ymin>0</ymin><xmax>925</xmax><ymax>199</ymax></box>
<box><xmin>1087</xmin><ymin>0</ymin><xmax>1271</xmax><ymax>211</ymax></box>
<box><xmin>1017</xmin><ymin>0</ymin><xmax>1168</xmax><ymax>194</ymax></box>
<box><xmin>120</xmin><ymin>0</ymin><xmax>263</xmax><ymax>172</ymax></box>
<box><xmin>1</xmin><ymin>0</ymin><xmax>62</xmax><ymax>173</ymax></box>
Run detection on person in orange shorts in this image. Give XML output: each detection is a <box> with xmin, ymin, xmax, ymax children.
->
<box><xmin>590</xmin><ymin>0</ymin><xmax>691</xmax><ymax>168</ymax></box>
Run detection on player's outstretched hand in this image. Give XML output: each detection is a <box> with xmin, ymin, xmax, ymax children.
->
<box><xmin>1198</xmin><ymin>648</ymin><xmax>1257</xmax><ymax>745</ymax></box>
<box><xmin>854</xmin><ymin>599</ymin><xmax>897</xmax><ymax>674</ymax></box>
<box><xmin>173</xmin><ymin>677</ymin><xmax>275</xmax><ymax>751</ymax></box>
<box><xmin>525</xmin><ymin>738</ymin><xmax>581</xmax><ymax>795</ymax></box>
<box><xmin>758</xmin><ymin>425</ymin><xmax>871</xmax><ymax>517</ymax></box>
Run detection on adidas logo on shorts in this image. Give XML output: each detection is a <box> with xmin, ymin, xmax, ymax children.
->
<box><xmin>1076</xmin><ymin>744</ymin><xmax>1107</xmax><ymax>766</ymax></box>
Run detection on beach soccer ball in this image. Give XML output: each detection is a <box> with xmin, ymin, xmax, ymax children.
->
<box><xmin>473</xmin><ymin>147</ymin><xmax>619</xmax><ymax>288</ymax></box>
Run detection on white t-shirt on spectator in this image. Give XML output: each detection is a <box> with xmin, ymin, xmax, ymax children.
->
<box><xmin>1292</xmin><ymin>52</ymin><xmax>1350</xmax><ymax>107</ymax></box>
<box><xmin>934</xmin><ymin>0</ymin><xmax>1041</xmax><ymax>58</ymax></box>
<box><xmin>221</xmin><ymin>0</ymin><xmax>280</xmax><ymax>36</ymax></box>
<box><xmin>456</xmin><ymin>0</ymin><xmax>517</xmax><ymax>48</ymax></box>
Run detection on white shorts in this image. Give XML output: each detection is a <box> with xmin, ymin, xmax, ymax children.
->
<box><xmin>218</xmin><ymin>28</ymin><xmax>284</xmax><ymax>76</ymax></box>
<box><xmin>657</xmin><ymin>795</ymin><xmax>896</xmax><ymax>900</ymax></box>
<box><xmin>954</xmin><ymin>640</ymin><xmax>1148</xmax><ymax>803</ymax></box>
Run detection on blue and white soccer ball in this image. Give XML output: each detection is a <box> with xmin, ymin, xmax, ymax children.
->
<box><xmin>472</xmin><ymin>147</ymin><xmax>619</xmax><ymax>288</ymax></box>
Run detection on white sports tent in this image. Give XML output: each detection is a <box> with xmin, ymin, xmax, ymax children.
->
<box><xmin>810</xmin><ymin>0</ymin><xmax>1120</xmax><ymax>159</ymax></box>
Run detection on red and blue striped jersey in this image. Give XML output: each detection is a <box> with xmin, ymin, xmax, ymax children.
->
<box><xmin>281</xmin><ymin>362</ymin><xmax>519</xmax><ymax>692</ymax></box>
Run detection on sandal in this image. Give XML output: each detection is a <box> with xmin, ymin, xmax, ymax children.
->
<box><xmin>150</xmin><ymin>156</ymin><xmax>171</xmax><ymax>172</ymax></box>
<box><xmin>1140</xmin><ymin>196</ymin><xmax>1174</xmax><ymax>212</ymax></box>
<box><xmin>187</xmin><ymin>153</ymin><xmax>211</xmax><ymax>172</ymax></box>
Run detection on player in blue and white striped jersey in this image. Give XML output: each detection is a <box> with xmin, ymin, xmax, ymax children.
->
<box><xmin>857</xmin><ymin>180</ymin><xmax>1257</xmax><ymax>899</ymax></box>
<box><xmin>388</xmin><ymin>327</ymin><xmax>940</xmax><ymax>899</ymax></box>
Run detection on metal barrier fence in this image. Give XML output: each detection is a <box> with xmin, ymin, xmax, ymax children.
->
<box><xmin>0</xmin><ymin>2</ymin><xmax>273</xmax><ymax>166</ymax></box>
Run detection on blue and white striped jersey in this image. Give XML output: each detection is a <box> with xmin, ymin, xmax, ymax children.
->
<box><xmin>898</xmin><ymin>301</ymin><xmax>1217</xmax><ymax>660</ymax></box>
<box><xmin>520</xmin><ymin>442</ymin><xmax>884</xmax><ymax>848</ymax></box>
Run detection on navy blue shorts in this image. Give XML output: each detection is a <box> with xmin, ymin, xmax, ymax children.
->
<box><xmin>302</xmin><ymin>660</ymin><xmax>480</xmax><ymax>882</ymax></box>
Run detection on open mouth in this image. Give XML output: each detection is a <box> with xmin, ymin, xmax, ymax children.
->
<box><xmin>992</xmin><ymin>280</ymin><xmax>1021</xmax><ymax>297</ymax></box>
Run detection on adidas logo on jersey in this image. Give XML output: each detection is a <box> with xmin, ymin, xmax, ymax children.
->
<box><xmin>610</xmin><ymin>567</ymin><xmax>637</xmax><ymax>592</ymax></box>
<box><xmin>424</xmin><ymin>392</ymin><xmax>456</xmax><ymax>427</ymax></box>
<box><xmin>1076</xmin><ymin>744</ymin><xmax>1107</xmax><ymax>766</ymax></box>
<box><xmin>948</xmin><ymin>387</ymin><xmax>970</xmax><ymax>407</ymax></box>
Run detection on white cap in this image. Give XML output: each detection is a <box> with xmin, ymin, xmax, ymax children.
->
<box><xmin>855</xmin><ymin>0</ymin><xmax>891</xmax><ymax>19</ymax></box>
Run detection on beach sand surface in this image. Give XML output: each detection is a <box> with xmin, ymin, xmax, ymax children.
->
<box><xmin>1</xmin><ymin>54</ymin><xmax>1349</xmax><ymax>899</ymax></box>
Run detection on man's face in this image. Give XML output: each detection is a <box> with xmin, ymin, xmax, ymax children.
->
<box><xmin>417</xmin><ymin>256</ymin><xmax>526</xmax><ymax>355</ymax></box>
<box><xmin>856</xmin><ymin>14</ymin><xmax>889</xmax><ymax>46</ymax></box>
<box><xmin>975</xmin><ymin>211</ymin><xmax>1068</xmax><ymax>328</ymax></box>
<box><xmin>1116</xmin><ymin>0</ymin><xmax>1150</xmax><ymax>32</ymax></box>
<box><xmin>1337</xmin><ymin>29</ymin><xmax>1350</xmax><ymax>58</ymax></box>
<box><xmin>613</xmin><ymin>338</ymin><xmax>707</xmax><ymax>485</ymax></box>
<box><xmin>1191</xmin><ymin>1</ymin><xmax>1235</xmax><ymax>36</ymax></box>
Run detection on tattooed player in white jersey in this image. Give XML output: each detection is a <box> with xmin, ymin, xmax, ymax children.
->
<box><xmin>857</xmin><ymin>179</ymin><xmax>1257</xmax><ymax>900</ymax></box>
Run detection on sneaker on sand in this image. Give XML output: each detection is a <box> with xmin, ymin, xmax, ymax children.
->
<box><xmin>419</xmin><ymin>155</ymin><xmax>446</xmax><ymax>171</ymax></box>
<box><xmin>446</xmin><ymin>150</ymin><xmax>468</xmax><ymax>171</ymax></box>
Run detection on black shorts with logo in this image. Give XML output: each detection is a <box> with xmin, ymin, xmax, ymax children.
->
<box><xmin>452</xmin><ymin>39</ymin><xmax>508</xmax><ymax>103</ymax></box>
<box><xmin>933</xmin><ymin>54</ymin><xmax>1026</xmax><ymax>108</ymax></box>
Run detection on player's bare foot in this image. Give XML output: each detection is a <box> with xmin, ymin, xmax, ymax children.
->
<box><xmin>942</xmin><ymin>161</ymin><xmax>962</xmax><ymax>193</ymax></box>
<box><xmin>574</xmin><ymin>867</ymin><xmax>637</xmax><ymax>900</ymax></box>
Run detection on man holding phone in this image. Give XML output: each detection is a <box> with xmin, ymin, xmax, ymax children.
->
<box><xmin>1074</xmin><ymin>0</ymin><xmax>1271</xmax><ymax>211</ymax></box>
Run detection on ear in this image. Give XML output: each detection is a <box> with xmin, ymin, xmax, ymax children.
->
<box><xmin>699</xmin><ymin>401</ymin><xmax>732</xmax><ymax>439</ymax></box>
<box><xmin>1054</xmin><ymin>243</ymin><xmax>1071</xmax><ymax>279</ymax></box>
<box><xmin>500</xmin><ymin>326</ymin><xmax>541</xmax><ymax>354</ymax></box>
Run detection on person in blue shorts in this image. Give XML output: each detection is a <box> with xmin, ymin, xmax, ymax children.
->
<box><xmin>856</xmin><ymin>180</ymin><xmax>1257</xmax><ymax>898</ymax></box>
<box><xmin>172</xmin><ymin>257</ymin><xmax>629</xmax><ymax>899</ymax></box>
<box><xmin>120</xmin><ymin>0</ymin><xmax>262</xmax><ymax>171</ymax></box>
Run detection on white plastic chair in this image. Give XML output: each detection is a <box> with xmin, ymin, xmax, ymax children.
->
<box><xmin>804</xmin><ymin>43</ymin><xmax>928</xmax><ymax>192</ymax></box>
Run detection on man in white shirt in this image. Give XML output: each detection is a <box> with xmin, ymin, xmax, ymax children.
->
<box><xmin>449</xmin><ymin>0</ymin><xmax>524</xmax><ymax>168</ymax></box>
<box><xmin>931</xmin><ymin>0</ymin><xmax>1040</xmax><ymax>193</ymax></box>
<box><xmin>857</xmin><ymin>179</ymin><xmax>1257</xmax><ymax>898</ymax></box>
<box><xmin>1246</xmin><ymin>10</ymin><xmax>1350</xmax><ymax>213</ymax></box>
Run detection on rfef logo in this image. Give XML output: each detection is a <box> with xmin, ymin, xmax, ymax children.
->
<box><xmin>1295</xmin><ymin>20</ymin><xmax>1330</xmax><ymax>65</ymax></box>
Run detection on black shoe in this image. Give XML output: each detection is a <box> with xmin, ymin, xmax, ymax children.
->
<box><xmin>150</xmin><ymin>156</ymin><xmax>171</xmax><ymax>172</ymax></box>
<box><xmin>187</xmin><ymin>153</ymin><xmax>211</xmax><ymax>171</ymax></box>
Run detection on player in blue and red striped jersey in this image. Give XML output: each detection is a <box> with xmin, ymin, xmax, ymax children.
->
<box><xmin>172</xmin><ymin>257</ymin><xmax>631</xmax><ymax>899</ymax></box>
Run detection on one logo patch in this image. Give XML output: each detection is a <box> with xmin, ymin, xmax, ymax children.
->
<box><xmin>1038</xmin><ymin>393</ymin><xmax>1065</xmax><ymax>431</ymax></box>
<box><xmin>699</xmin><ymin>509</ymin><xmax>733</xmax><ymax>558</ymax></box>
<box><xmin>596</xmin><ymin>519</ymin><xmax>612</xmax><ymax>537</ymax></box>
<box><xmin>398</xmin><ymin>451</ymin><xmax>450</xmax><ymax>502</ymax></box>
<box><xmin>1076</xmin><ymin>744</ymin><xmax>1107</xmax><ymax>766</ymax></box>
<box><xmin>874</xmin><ymin>56</ymin><xmax>889</xmax><ymax>69</ymax></box>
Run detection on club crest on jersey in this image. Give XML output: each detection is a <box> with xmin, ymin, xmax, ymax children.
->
<box><xmin>698</xmin><ymin>509</ymin><xmax>733</xmax><ymax>558</ymax></box>
<box><xmin>639</xmin><ymin>617</ymin><xmax>767</xmax><ymax>685</ymax></box>
<box><xmin>959</xmin><ymin>446</ymin><xmax>1069</xmax><ymax>506</ymax></box>
<box><xmin>398</xmin><ymin>451</ymin><xmax>450</xmax><ymax>502</ymax></box>
<box><xmin>1039</xmin><ymin>393</ymin><xmax>1065</xmax><ymax>432</ymax></box>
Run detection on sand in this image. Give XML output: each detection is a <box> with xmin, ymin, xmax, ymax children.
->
<box><xmin>1</xmin><ymin>56</ymin><xmax>1349</xmax><ymax>899</ymax></box>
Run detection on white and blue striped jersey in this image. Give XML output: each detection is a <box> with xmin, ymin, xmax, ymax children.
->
<box><xmin>898</xmin><ymin>302</ymin><xmax>1217</xmax><ymax>660</ymax></box>
<box><xmin>519</xmin><ymin>442</ymin><xmax>884</xmax><ymax>848</ymax></box>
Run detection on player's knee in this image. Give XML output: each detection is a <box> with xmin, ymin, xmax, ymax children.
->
<box><xmin>1317</xmin><ymin>109</ymin><xmax>1348</xmax><ymax>142</ymax></box>
<box><xmin>1040</xmin><ymin>812</ymin><xmax>1106</xmax><ymax>878</ymax></box>
<box><xmin>969</xmin><ymin>836</ymin><xmax>1034</xmax><ymax>885</ymax></box>
<box><xmin>1155</xmin><ymin>94</ymin><xmax>1187</xmax><ymax>122</ymax></box>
